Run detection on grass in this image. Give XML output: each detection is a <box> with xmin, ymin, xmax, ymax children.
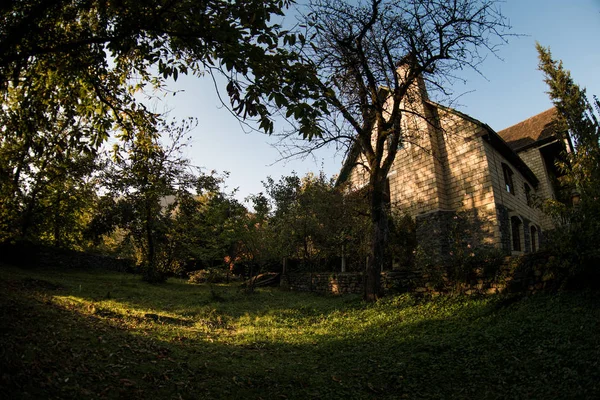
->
<box><xmin>1</xmin><ymin>264</ymin><xmax>599</xmax><ymax>399</ymax></box>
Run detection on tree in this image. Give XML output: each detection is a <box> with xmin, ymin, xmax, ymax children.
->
<box><xmin>0</xmin><ymin>56</ymin><xmax>106</xmax><ymax>244</ymax></box>
<box><xmin>262</xmin><ymin>172</ymin><xmax>371</xmax><ymax>272</ymax></box>
<box><xmin>98</xmin><ymin>118</ymin><xmax>198</xmax><ymax>282</ymax></box>
<box><xmin>280</xmin><ymin>0</ymin><xmax>510</xmax><ymax>301</ymax></box>
<box><xmin>238</xmin><ymin>193</ymin><xmax>277</xmax><ymax>291</ymax></box>
<box><xmin>0</xmin><ymin>0</ymin><xmax>323</xmax><ymax>136</ymax></box>
<box><xmin>265</xmin><ymin>173</ymin><xmax>330</xmax><ymax>271</ymax></box>
<box><xmin>168</xmin><ymin>171</ymin><xmax>249</xmax><ymax>273</ymax></box>
<box><xmin>537</xmin><ymin>44</ymin><xmax>600</xmax><ymax>282</ymax></box>
<box><xmin>0</xmin><ymin>1</ymin><xmax>326</xmax><ymax>248</ymax></box>
<box><xmin>537</xmin><ymin>43</ymin><xmax>600</xmax><ymax>199</ymax></box>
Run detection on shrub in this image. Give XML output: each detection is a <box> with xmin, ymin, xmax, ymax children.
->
<box><xmin>188</xmin><ymin>269</ymin><xmax>236</xmax><ymax>284</ymax></box>
<box><xmin>414</xmin><ymin>211</ymin><xmax>506</xmax><ymax>292</ymax></box>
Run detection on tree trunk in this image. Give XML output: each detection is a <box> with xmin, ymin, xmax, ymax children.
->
<box><xmin>364</xmin><ymin>180</ymin><xmax>387</xmax><ymax>302</ymax></box>
<box><xmin>247</xmin><ymin>262</ymin><xmax>255</xmax><ymax>293</ymax></box>
<box><xmin>53</xmin><ymin>190</ymin><xmax>62</xmax><ymax>247</ymax></box>
<box><xmin>143</xmin><ymin>196</ymin><xmax>159</xmax><ymax>282</ymax></box>
<box><xmin>20</xmin><ymin>191</ymin><xmax>38</xmax><ymax>240</ymax></box>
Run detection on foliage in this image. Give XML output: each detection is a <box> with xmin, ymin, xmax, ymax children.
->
<box><xmin>265</xmin><ymin>172</ymin><xmax>336</xmax><ymax>269</ymax></box>
<box><xmin>188</xmin><ymin>269</ymin><xmax>237</xmax><ymax>284</ymax></box>
<box><xmin>387</xmin><ymin>211</ymin><xmax>417</xmax><ymax>268</ymax></box>
<box><xmin>91</xmin><ymin>118</ymin><xmax>199</xmax><ymax>282</ymax></box>
<box><xmin>415</xmin><ymin>211</ymin><xmax>505</xmax><ymax>292</ymax></box>
<box><xmin>445</xmin><ymin>212</ymin><xmax>505</xmax><ymax>284</ymax></box>
<box><xmin>0</xmin><ymin>54</ymin><xmax>107</xmax><ymax>245</ymax></box>
<box><xmin>175</xmin><ymin>173</ymin><xmax>250</xmax><ymax>277</ymax></box>
<box><xmin>336</xmin><ymin>187</ymin><xmax>373</xmax><ymax>271</ymax></box>
<box><xmin>537</xmin><ymin>44</ymin><xmax>600</xmax><ymax>287</ymax></box>
<box><xmin>2</xmin><ymin>264</ymin><xmax>600</xmax><ymax>399</ymax></box>
<box><xmin>259</xmin><ymin>172</ymin><xmax>372</xmax><ymax>272</ymax></box>
<box><xmin>239</xmin><ymin>172</ymin><xmax>418</xmax><ymax>275</ymax></box>
<box><xmin>0</xmin><ymin>0</ymin><xmax>325</xmax><ymax>137</ymax></box>
<box><xmin>0</xmin><ymin>0</ymin><xmax>324</xmax><ymax>252</ymax></box>
<box><xmin>282</xmin><ymin>0</ymin><xmax>511</xmax><ymax>300</ymax></box>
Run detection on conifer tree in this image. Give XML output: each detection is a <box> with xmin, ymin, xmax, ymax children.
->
<box><xmin>537</xmin><ymin>43</ymin><xmax>600</xmax><ymax>199</ymax></box>
<box><xmin>537</xmin><ymin>43</ymin><xmax>600</xmax><ymax>281</ymax></box>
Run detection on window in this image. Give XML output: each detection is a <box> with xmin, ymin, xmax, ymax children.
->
<box><xmin>502</xmin><ymin>163</ymin><xmax>515</xmax><ymax>195</ymax></box>
<box><xmin>511</xmin><ymin>216</ymin><xmax>522</xmax><ymax>252</ymax></box>
<box><xmin>530</xmin><ymin>226</ymin><xmax>538</xmax><ymax>252</ymax></box>
<box><xmin>524</xmin><ymin>183</ymin><xmax>532</xmax><ymax>206</ymax></box>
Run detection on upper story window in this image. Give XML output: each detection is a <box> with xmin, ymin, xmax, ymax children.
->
<box><xmin>502</xmin><ymin>163</ymin><xmax>515</xmax><ymax>195</ymax></box>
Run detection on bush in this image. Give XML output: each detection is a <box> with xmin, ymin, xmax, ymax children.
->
<box><xmin>414</xmin><ymin>211</ymin><xmax>506</xmax><ymax>292</ymax></box>
<box><xmin>141</xmin><ymin>265</ymin><xmax>168</xmax><ymax>284</ymax></box>
<box><xmin>540</xmin><ymin>209</ymin><xmax>600</xmax><ymax>289</ymax></box>
<box><xmin>388</xmin><ymin>212</ymin><xmax>417</xmax><ymax>268</ymax></box>
<box><xmin>188</xmin><ymin>269</ymin><xmax>236</xmax><ymax>284</ymax></box>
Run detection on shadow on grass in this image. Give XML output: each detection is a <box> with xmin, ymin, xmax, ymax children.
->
<box><xmin>8</xmin><ymin>265</ymin><xmax>367</xmax><ymax>320</ymax></box>
<box><xmin>1</xmin><ymin>265</ymin><xmax>599</xmax><ymax>399</ymax></box>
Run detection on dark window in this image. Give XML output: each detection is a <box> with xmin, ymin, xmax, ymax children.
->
<box><xmin>502</xmin><ymin>163</ymin><xmax>515</xmax><ymax>195</ymax></box>
<box><xmin>530</xmin><ymin>226</ymin><xmax>538</xmax><ymax>252</ymax></box>
<box><xmin>524</xmin><ymin>183</ymin><xmax>532</xmax><ymax>206</ymax></box>
<box><xmin>511</xmin><ymin>216</ymin><xmax>522</xmax><ymax>252</ymax></box>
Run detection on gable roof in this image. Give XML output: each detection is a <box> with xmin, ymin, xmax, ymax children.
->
<box><xmin>497</xmin><ymin>108</ymin><xmax>559</xmax><ymax>151</ymax></box>
<box><xmin>336</xmin><ymin>140</ymin><xmax>363</xmax><ymax>187</ymax></box>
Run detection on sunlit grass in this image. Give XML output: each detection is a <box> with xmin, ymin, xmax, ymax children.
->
<box><xmin>2</xmin><ymin>264</ymin><xmax>599</xmax><ymax>399</ymax></box>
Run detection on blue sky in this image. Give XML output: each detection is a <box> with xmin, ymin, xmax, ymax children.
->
<box><xmin>154</xmin><ymin>0</ymin><xmax>600</xmax><ymax>203</ymax></box>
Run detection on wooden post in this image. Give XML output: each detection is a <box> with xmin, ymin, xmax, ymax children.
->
<box><xmin>280</xmin><ymin>257</ymin><xmax>289</xmax><ymax>289</ymax></box>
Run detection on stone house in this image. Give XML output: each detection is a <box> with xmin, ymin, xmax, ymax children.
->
<box><xmin>337</xmin><ymin>76</ymin><xmax>571</xmax><ymax>260</ymax></box>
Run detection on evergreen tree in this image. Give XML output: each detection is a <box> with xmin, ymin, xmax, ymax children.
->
<box><xmin>537</xmin><ymin>43</ymin><xmax>600</xmax><ymax>283</ymax></box>
<box><xmin>537</xmin><ymin>43</ymin><xmax>600</xmax><ymax>198</ymax></box>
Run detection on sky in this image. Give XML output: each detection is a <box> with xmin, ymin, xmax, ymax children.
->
<box><xmin>152</xmin><ymin>0</ymin><xmax>600</xmax><ymax>203</ymax></box>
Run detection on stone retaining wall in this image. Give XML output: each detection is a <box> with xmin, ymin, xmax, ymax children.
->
<box><xmin>283</xmin><ymin>259</ymin><xmax>558</xmax><ymax>296</ymax></box>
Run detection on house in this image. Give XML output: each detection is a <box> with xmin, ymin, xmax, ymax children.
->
<box><xmin>337</xmin><ymin>74</ymin><xmax>570</xmax><ymax>261</ymax></box>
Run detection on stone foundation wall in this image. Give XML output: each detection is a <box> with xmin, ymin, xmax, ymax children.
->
<box><xmin>497</xmin><ymin>205</ymin><xmax>511</xmax><ymax>254</ymax></box>
<box><xmin>284</xmin><ymin>259</ymin><xmax>557</xmax><ymax>296</ymax></box>
<box><xmin>284</xmin><ymin>272</ymin><xmax>364</xmax><ymax>295</ymax></box>
<box><xmin>415</xmin><ymin>210</ymin><xmax>455</xmax><ymax>264</ymax></box>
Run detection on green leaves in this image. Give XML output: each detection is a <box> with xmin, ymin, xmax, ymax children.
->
<box><xmin>255</xmin><ymin>172</ymin><xmax>370</xmax><ymax>271</ymax></box>
<box><xmin>537</xmin><ymin>44</ymin><xmax>600</xmax><ymax>285</ymax></box>
<box><xmin>0</xmin><ymin>0</ymin><xmax>331</xmax><ymax>249</ymax></box>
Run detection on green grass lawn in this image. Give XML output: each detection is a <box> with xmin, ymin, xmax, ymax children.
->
<box><xmin>1</xmin><ymin>264</ymin><xmax>599</xmax><ymax>399</ymax></box>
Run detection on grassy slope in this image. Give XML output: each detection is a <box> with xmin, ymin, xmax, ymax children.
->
<box><xmin>1</xmin><ymin>264</ymin><xmax>599</xmax><ymax>399</ymax></box>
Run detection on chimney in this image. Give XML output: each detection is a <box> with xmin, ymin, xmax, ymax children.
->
<box><xmin>396</xmin><ymin>53</ymin><xmax>428</xmax><ymax>102</ymax></box>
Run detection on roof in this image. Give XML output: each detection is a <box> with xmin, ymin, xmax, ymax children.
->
<box><xmin>497</xmin><ymin>108</ymin><xmax>559</xmax><ymax>151</ymax></box>
<box><xmin>336</xmin><ymin>140</ymin><xmax>363</xmax><ymax>187</ymax></box>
